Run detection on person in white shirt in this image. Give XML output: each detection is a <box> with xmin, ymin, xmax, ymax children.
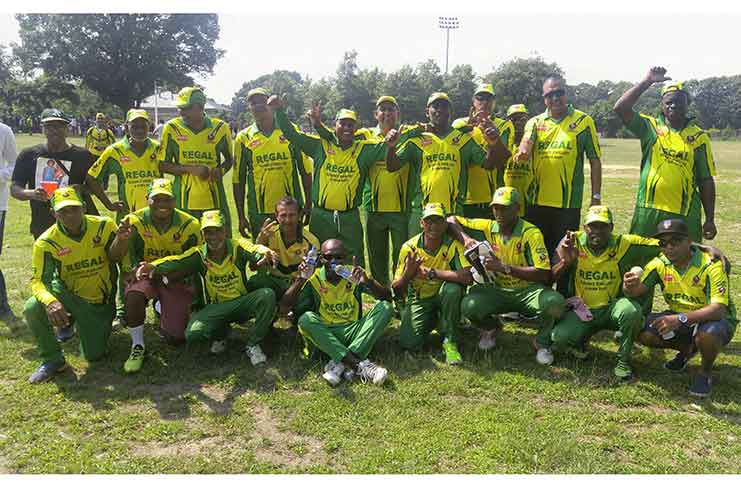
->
<box><xmin>0</xmin><ymin>121</ymin><xmax>20</xmax><ymax>329</ymax></box>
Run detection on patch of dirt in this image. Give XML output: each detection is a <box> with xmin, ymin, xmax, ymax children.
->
<box><xmin>130</xmin><ymin>436</ymin><xmax>225</xmax><ymax>458</ymax></box>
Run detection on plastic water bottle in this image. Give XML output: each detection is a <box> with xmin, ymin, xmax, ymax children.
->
<box><xmin>331</xmin><ymin>262</ymin><xmax>359</xmax><ymax>284</ymax></box>
<box><xmin>301</xmin><ymin>246</ymin><xmax>318</xmax><ymax>279</ymax></box>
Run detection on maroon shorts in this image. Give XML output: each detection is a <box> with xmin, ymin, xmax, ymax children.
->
<box><xmin>126</xmin><ymin>278</ymin><xmax>193</xmax><ymax>340</ymax></box>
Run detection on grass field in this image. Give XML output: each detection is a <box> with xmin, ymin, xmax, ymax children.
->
<box><xmin>0</xmin><ymin>134</ymin><xmax>739</xmax><ymax>473</ymax></box>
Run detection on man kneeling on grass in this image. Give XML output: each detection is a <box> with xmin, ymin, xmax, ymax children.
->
<box><xmin>25</xmin><ymin>187</ymin><xmax>131</xmax><ymax>383</ymax></box>
<box><xmin>135</xmin><ymin>210</ymin><xmax>277</xmax><ymax>365</ymax></box>
<box><xmin>282</xmin><ymin>239</ymin><xmax>393</xmax><ymax>386</ymax></box>
<box><xmin>623</xmin><ymin>219</ymin><xmax>737</xmax><ymax>398</ymax></box>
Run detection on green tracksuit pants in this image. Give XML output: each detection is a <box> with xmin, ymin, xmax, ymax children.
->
<box><xmin>461</xmin><ymin>283</ymin><xmax>565</xmax><ymax>346</ymax></box>
<box><xmin>550</xmin><ymin>297</ymin><xmax>643</xmax><ymax>366</ymax></box>
<box><xmin>298</xmin><ymin>300</ymin><xmax>393</xmax><ymax>362</ymax></box>
<box><xmin>365</xmin><ymin>211</ymin><xmax>408</xmax><ymax>286</ymax></box>
<box><xmin>309</xmin><ymin>207</ymin><xmax>364</xmax><ymax>266</ymax></box>
<box><xmin>463</xmin><ymin>203</ymin><xmax>492</xmax><ymax>220</ymax></box>
<box><xmin>246</xmin><ymin>272</ymin><xmax>292</xmax><ymax>299</ymax></box>
<box><xmin>24</xmin><ymin>282</ymin><xmax>115</xmax><ymax>364</ymax></box>
<box><xmin>185</xmin><ymin>288</ymin><xmax>276</xmax><ymax>346</ymax></box>
<box><xmin>399</xmin><ymin>282</ymin><xmax>465</xmax><ymax>350</ymax></box>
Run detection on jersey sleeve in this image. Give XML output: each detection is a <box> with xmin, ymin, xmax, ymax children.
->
<box><xmin>237</xmin><ymin>238</ymin><xmax>270</xmax><ymax>265</ymax></box>
<box><xmin>461</xmin><ymin>136</ymin><xmax>486</xmax><ymax>167</ymax></box>
<box><xmin>498</xmin><ymin>119</ymin><xmax>514</xmax><ymax>149</ymax></box>
<box><xmin>215</xmin><ymin>123</ymin><xmax>233</xmax><ymax>167</ymax></box>
<box><xmin>153</xmin><ymin>246</ymin><xmax>205</xmax><ymax>276</ymax></box>
<box><xmin>30</xmin><ymin>241</ymin><xmax>59</xmax><ymax>306</ymax></box>
<box><xmin>88</xmin><ymin>148</ymin><xmax>116</xmax><ymax>182</ymax></box>
<box><xmin>620</xmin><ymin>234</ymin><xmax>661</xmax><ymax>270</ymax></box>
<box><xmin>523</xmin><ymin>117</ymin><xmax>538</xmax><ymax>143</ymax></box>
<box><xmin>11</xmin><ymin>147</ymin><xmax>36</xmax><ymax>187</ymax></box>
<box><xmin>274</xmin><ymin>109</ymin><xmax>322</xmax><ymax>156</ymax></box>
<box><xmin>693</xmin><ymin>137</ymin><xmax>716</xmax><ymax>181</ymax></box>
<box><xmin>523</xmin><ymin>227</ymin><xmax>551</xmax><ymax>270</ymax></box>
<box><xmin>125</xmin><ymin>215</ymin><xmax>145</xmax><ymax>272</ymax></box>
<box><xmin>578</xmin><ymin>115</ymin><xmax>602</xmax><ymax>160</ymax></box>
<box><xmin>232</xmin><ymin>131</ymin><xmax>251</xmax><ymax>186</ymax></box>
<box><xmin>624</xmin><ymin>112</ymin><xmax>653</xmax><ymax>143</ymax></box>
<box><xmin>395</xmin><ymin>139</ymin><xmax>421</xmax><ymax>168</ymax></box>
<box><xmin>357</xmin><ymin>140</ymin><xmax>390</xmax><ymax>170</ymax></box>
<box><xmin>706</xmin><ymin>260</ymin><xmax>730</xmax><ymax>307</ymax></box>
<box><xmin>314</xmin><ymin>122</ymin><xmax>338</xmax><ymax>144</ymax></box>
<box><xmin>158</xmin><ymin>124</ymin><xmax>180</xmax><ymax>164</ymax></box>
<box><xmin>448</xmin><ymin>240</ymin><xmax>470</xmax><ymax>270</ymax></box>
<box><xmin>640</xmin><ymin>257</ymin><xmax>664</xmax><ymax>289</ymax></box>
<box><xmin>453</xmin><ymin>216</ymin><xmax>490</xmax><ymax>243</ymax></box>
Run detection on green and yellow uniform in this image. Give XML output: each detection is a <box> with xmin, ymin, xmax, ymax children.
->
<box><xmin>504</xmin><ymin>137</ymin><xmax>534</xmax><ymax>217</ymax></box>
<box><xmin>452</xmin><ymin>116</ymin><xmax>514</xmax><ymax>219</ymax></box>
<box><xmin>24</xmin><ymin>215</ymin><xmax>118</xmax><ymax>364</ymax></box>
<box><xmin>152</xmin><ymin>239</ymin><xmax>276</xmax><ymax>345</ymax></box>
<box><xmin>457</xmin><ymin>217</ymin><xmax>564</xmax><ymax>345</ymax></box>
<box><xmin>86</xmin><ymin>126</ymin><xmax>116</xmax><ymax>157</ymax></box>
<box><xmin>159</xmin><ymin>116</ymin><xmax>233</xmax><ymax>231</ymax></box>
<box><xmin>88</xmin><ymin>137</ymin><xmax>161</xmax><ymax>216</ymax></box>
<box><xmin>124</xmin><ymin>207</ymin><xmax>202</xmax><ymax>270</ymax></box>
<box><xmin>295</xmin><ymin>266</ymin><xmax>393</xmax><ymax>362</ymax></box>
<box><xmin>624</xmin><ymin>113</ymin><xmax>716</xmax><ymax>241</ymax></box>
<box><xmin>233</xmin><ymin>122</ymin><xmax>309</xmax><ymax>232</ymax></box>
<box><xmin>274</xmin><ymin>108</ymin><xmax>391</xmax><ymax>264</ymax></box>
<box><xmin>395</xmin><ymin>233</ymin><xmax>469</xmax><ymax>350</ymax></box>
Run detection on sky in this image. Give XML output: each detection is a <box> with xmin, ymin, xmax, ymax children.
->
<box><xmin>1</xmin><ymin>3</ymin><xmax>739</xmax><ymax>105</ymax></box>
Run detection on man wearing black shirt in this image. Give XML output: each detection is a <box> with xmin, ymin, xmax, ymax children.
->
<box><xmin>11</xmin><ymin>109</ymin><xmax>99</xmax><ymax>239</ymax></box>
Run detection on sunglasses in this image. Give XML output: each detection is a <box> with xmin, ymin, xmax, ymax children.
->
<box><xmin>658</xmin><ymin>236</ymin><xmax>687</xmax><ymax>248</ymax></box>
<box><xmin>474</xmin><ymin>94</ymin><xmax>494</xmax><ymax>102</ymax></box>
<box><xmin>322</xmin><ymin>253</ymin><xmax>345</xmax><ymax>261</ymax></box>
<box><xmin>543</xmin><ymin>89</ymin><xmax>566</xmax><ymax>100</ymax></box>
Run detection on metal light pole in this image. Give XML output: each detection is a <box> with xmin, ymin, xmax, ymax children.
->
<box><xmin>438</xmin><ymin>16</ymin><xmax>459</xmax><ymax>75</ymax></box>
<box><xmin>153</xmin><ymin>81</ymin><xmax>159</xmax><ymax>124</ymax></box>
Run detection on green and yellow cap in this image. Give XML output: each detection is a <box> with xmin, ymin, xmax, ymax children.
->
<box><xmin>427</xmin><ymin>92</ymin><xmax>451</xmax><ymax>107</ymax></box>
<box><xmin>335</xmin><ymin>109</ymin><xmax>357</xmax><ymax>122</ymax></box>
<box><xmin>506</xmin><ymin>104</ymin><xmax>529</xmax><ymax>117</ymax></box>
<box><xmin>376</xmin><ymin>95</ymin><xmax>399</xmax><ymax>108</ymax></box>
<box><xmin>175</xmin><ymin>87</ymin><xmax>207</xmax><ymax>109</ymax></box>
<box><xmin>51</xmin><ymin>187</ymin><xmax>84</xmax><ymax>212</ymax></box>
<box><xmin>584</xmin><ymin>205</ymin><xmax>613</xmax><ymax>225</ymax></box>
<box><xmin>201</xmin><ymin>210</ymin><xmax>225</xmax><ymax>230</ymax></box>
<box><xmin>126</xmin><ymin>109</ymin><xmax>150</xmax><ymax>123</ymax></box>
<box><xmin>147</xmin><ymin>178</ymin><xmax>174</xmax><ymax>199</ymax></box>
<box><xmin>661</xmin><ymin>81</ymin><xmax>687</xmax><ymax>97</ymax></box>
<box><xmin>95</xmin><ymin>112</ymin><xmax>106</xmax><ymax>120</ymax></box>
<box><xmin>246</xmin><ymin>87</ymin><xmax>269</xmax><ymax>102</ymax></box>
<box><xmin>490</xmin><ymin>186</ymin><xmax>521</xmax><ymax>207</ymax></box>
<box><xmin>475</xmin><ymin>83</ymin><xmax>496</xmax><ymax>97</ymax></box>
<box><xmin>422</xmin><ymin>202</ymin><xmax>446</xmax><ymax>220</ymax></box>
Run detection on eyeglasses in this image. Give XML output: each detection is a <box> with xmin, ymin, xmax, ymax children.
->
<box><xmin>658</xmin><ymin>236</ymin><xmax>687</xmax><ymax>248</ymax></box>
<box><xmin>543</xmin><ymin>89</ymin><xmax>566</xmax><ymax>100</ymax></box>
<box><xmin>474</xmin><ymin>94</ymin><xmax>493</xmax><ymax>102</ymax></box>
<box><xmin>322</xmin><ymin>253</ymin><xmax>345</xmax><ymax>261</ymax></box>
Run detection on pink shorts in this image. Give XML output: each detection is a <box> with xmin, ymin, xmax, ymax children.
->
<box><xmin>126</xmin><ymin>278</ymin><xmax>194</xmax><ymax>340</ymax></box>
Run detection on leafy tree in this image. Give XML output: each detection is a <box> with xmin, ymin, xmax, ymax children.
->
<box><xmin>484</xmin><ymin>56</ymin><xmax>564</xmax><ymax>114</ymax></box>
<box><xmin>230</xmin><ymin>70</ymin><xmax>306</xmax><ymax>126</ymax></box>
<box><xmin>443</xmin><ymin>64</ymin><xmax>476</xmax><ymax>119</ymax></box>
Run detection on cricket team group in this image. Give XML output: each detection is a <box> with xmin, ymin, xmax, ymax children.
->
<box><xmin>4</xmin><ymin>66</ymin><xmax>736</xmax><ymax>397</ymax></box>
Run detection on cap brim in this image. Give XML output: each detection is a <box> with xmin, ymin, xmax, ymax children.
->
<box><xmin>585</xmin><ymin>217</ymin><xmax>611</xmax><ymax>225</ymax></box>
<box><xmin>148</xmin><ymin>189</ymin><xmax>174</xmax><ymax>198</ymax></box>
<box><xmin>53</xmin><ymin>200</ymin><xmax>83</xmax><ymax>211</ymax></box>
<box><xmin>201</xmin><ymin>223</ymin><xmax>223</xmax><ymax>230</ymax></box>
<box><xmin>652</xmin><ymin>229</ymin><xmax>688</xmax><ymax>238</ymax></box>
<box><xmin>42</xmin><ymin>117</ymin><xmax>70</xmax><ymax>124</ymax></box>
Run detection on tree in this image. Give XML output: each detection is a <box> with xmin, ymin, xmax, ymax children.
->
<box><xmin>14</xmin><ymin>14</ymin><xmax>224</xmax><ymax>112</ymax></box>
<box><xmin>485</xmin><ymin>56</ymin><xmax>564</xmax><ymax>114</ymax></box>
<box><xmin>230</xmin><ymin>70</ymin><xmax>306</xmax><ymax>126</ymax></box>
<box><xmin>383</xmin><ymin>64</ymin><xmax>426</xmax><ymax>123</ymax></box>
<box><xmin>443</xmin><ymin>64</ymin><xmax>477</xmax><ymax>119</ymax></box>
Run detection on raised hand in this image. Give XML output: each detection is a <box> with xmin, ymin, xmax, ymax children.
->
<box><xmin>556</xmin><ymin>231</ymin><xmax>578</xmax><ymax>265</ymax></box>
<box><xmin>116</xmin><ymin>218</ymin><xmax>133</xmax><ymax>241</ymax></box>
<box><xmin>350</xmin><ymin>255</ymin><xmax>369</xmax><ymax>285</ymax></box>
<box><xmin>645</xmin><ymin>66</ymin><xmax>671</xmax><ymax>85</ymax></box>
<box><xmin>306</xmin><ymin>100</ymin><xmax>322</xmax><ymax>128</ymax></box>
<box><xmin>267</xmin><ymin>94</ymin><xmax>285</xmax><ymax>110</ymax></box>
<box><xmin>238</xmin><ymin>216</ymin><xmax>251</xmax><ymax>238</ymax></box>
<box><xmin>256</xmin><ymin>217</ymin><xmax>278</xmax><ymax>245</ymax></box>
<box><xmin>384</xmin><ymin>127</ymin><xmax>402</xmax><ymax>147</ymax></box>
<box><xmin>403</xmin><ymin>250</ymin><xmax>424</xmax><ymax>279</ymax></box>
<box><xmin>135</xmin><ymin>262</ymin><xmax>156</xmax><ymax>281</ymax></box>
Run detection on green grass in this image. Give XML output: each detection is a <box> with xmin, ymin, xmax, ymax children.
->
<box><xmin>0</xmin><ymin>134</ymin><xmax>739</xmax><ymax>473</ymax></box>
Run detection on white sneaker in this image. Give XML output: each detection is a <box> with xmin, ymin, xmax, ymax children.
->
<box><xmin>478</xmin><ymin>330</ymin><xmax>497</xmax><ymax>350</ymax></box>
<box><xmin>210</xmin><ymin>339</ymin><xmax>226</xmax><ymax>355</ymax></box>
<box><xmin>322</xmin><ymin>360</ymin><xmax>345</xmax><ymax>386</ymax></box>
<box><xmin>536</xmin><ymin>347</ymin><xmax>554</xmax><ymax>365</ymax></box>
<box><xmin>245</xmin><ymin>344</ymin><xmax>267</xmax><ymax>366</ymax></box>
<box><xmin>357</xmin><ymin>359</ymin><xmax>388</xmax><ymax>385</ymax></box>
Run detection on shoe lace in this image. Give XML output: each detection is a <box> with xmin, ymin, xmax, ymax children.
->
<box><xmin>359</xmin><ymin>362</ymin><xmax>379</xmax><ymax>383</ymax></box>
<box><xmin>130</xmin><ymin>345</ymin><xmax>144</xmax><ymax>359</ymax></box>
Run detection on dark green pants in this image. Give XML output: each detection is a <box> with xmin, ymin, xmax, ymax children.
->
<box><xmin>24</xmin><ymin>283</ymin><xmax>115</xmax><ymax>364</ymax></box>
<box><xmin>630</xmin><ymin>204</ymin><xmax>702</xmax><ymax>242</ymax></box>
<box><xmin>407</xmin><ymin>207</ymin><xmax>423</xmax><ymax>238</ymax></box>
<box><xmin>246</xmin><ymin>272</ymin><xmax>291</xmax><ymax>299</ymax></box>
<box><xmin>247</xmin><ymin>212</ymin><xmax>272</xmax><ymax>238</ymax></box>
<box><xmin>463</xmin><ymin>203</ymin><xmax>492</xmax><ymax>220</ymax></box>
<box><xmin>309</xmin><ymin>207</ymin><xmax>364</xmax><ymax>266</ymax></box>
<box><xmin>399</xmin><ymin>282</ymin><xmax>465</xmax><ymax>350</ymax></box>
<box><xmin>365</xmin><ymin>211</ymin><xmax>408</xmax><ymax>286</ymax></box>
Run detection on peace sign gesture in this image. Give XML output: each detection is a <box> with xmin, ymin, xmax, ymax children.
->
<box><xmin>306</xmin><ymin>100</ymin><xmax>322</xmax><ymax>129</ymax></box>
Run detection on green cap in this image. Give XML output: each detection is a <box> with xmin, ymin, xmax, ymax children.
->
<box><xmin>506</xmin><ymin>104</ymin><xmax>529</xmax><ymax>117</ymax></box>
<box><xmin>421</xmin><ymin>202</ymin><xmax>446</xmax><ymax>220</ymax></box>
<box><xmin>126</xmin><ymin>109</ymin><xmax>150</xmax><ymax>123</ymax></box>
<box><xmin>246</xmin><ymin>87</ymin><xmax>269</xmax><ymax>102</ymax></box>
<box><xmin>376</xmin><ymin>95</ymin><xmax>399</xmax><ymax>108</ymax></box>
<box><xmin>427</xmin><ymin>92</ymin><xmax>451</xmax><ymax>107</ymax></box>
<box><xmin>201</xmin><ymin>210</ymin><xmax>225</xmax><ymax>230</ymax></box>
<box><xmin>474</xmin><ymin>83</ymin><xmax>496</xmax><ymax>97</ymax></box>
<box><xmin>335</xmin><ymin>109</ymin><xmax>357</xmax><ymax>122</ymax></box>
<box><xmin>584</xmin><ymin>205</ymin><xmax>613</xmax><ymax>225</ymax></box>
<box><xmin>175</xmin><ymin>87</ymin><xmax>207</xmax><ymax>109</ymax></box>
<box><xmin>490</xmin><ymin>186</ymin><xmax>520</xmax><ymax>207</ymax></box>
<box><xmin>40</xmin><ymin>109</ymin><xmax>70</xmax><ymax>124</ymax></box>
<box><xmin>51</xmin><ymin>187</ymin><xmax>83</xmax><ymax>211</ymax></box>
<box><xmin>661</xmin><ymin>81</ymin><xmax>687</xmax><ymax>97</ymax></box>
<box><xmin>147</xmin><ymin>178</ymin><xmax>174</xmax><ymax>198</ymax></box>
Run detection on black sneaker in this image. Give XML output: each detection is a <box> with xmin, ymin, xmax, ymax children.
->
<box><xmin>689</xmin><ymin>374</ymin><xmax>712</xmax><ymax>398</ymax></box>
<box><xmin>664</xmin><ymin>352</ymin><xmax>690</xmax><ymax>372</ymax></box>
<box><xmin>56</xmin><ymin>325</ymin><xmax>75</xmax><ymax>343</ymax></box>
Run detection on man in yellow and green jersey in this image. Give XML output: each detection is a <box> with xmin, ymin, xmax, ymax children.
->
<box><xmin>452</xmin><ymin>83</ymin><xmax>515</xmax><ymax>219</ymax></box>
<box><xmin>387</xmin><ymin>92</ymin><xmax>508</xmax><ymax>233</ymax></box>
<box><xmin>86</xmin><ymin>112</ymin><xmax>116</xmax><ymax>157</ymax></box>
<box><xmin>24</xmin><ymin>187</ymin><xmax>131</xmax><ymax>383</ymax></box>
<box><xmin>549</xmin><ymin>205</ymin><xmax>660</xmax><ymax>380</ymax></box>
<box><xmin>624</xmin><ymin>219</ymin><xmax>736</xmax><ymax>398</ymax></box>
<box><xmin>504</xmin><ymin>104</ymin><xmax>533</xmax><ymax>216</ymax></box>
<box><xmin>514</xmin><ymin>75</ymin><xmax>603</xmax><ymax>258</ymax></box>
<box><xmin>87</xmin><ymin>109</ymin><xmax>161</xmax><ymax>220</ymax></box>
<box><xmin>614</xmin><ymin>67</ymin><xmax>717</xmax><ymax>242</ymax></box>
<box><xmin>448</xmin><ymin>187</ymin><xmax>565</xmax><ymax>364</ymax></box>
<box><xmin>120</xmin><ymin>179</ymin><xmax>202</xmax><ymax>373</ymax></box>
<box><xmin>138</xmin><ymin>210</ymin><xmax>277</xmax><ymax>365</ymax></box>
<box><xmin>233</xmin><ymin>87</ymin><xmax>312</xmax><ymax>239</ymax></box>
<box><xmin>268</xmin><ymin>95</ymin><xmax>397</xmax><ymax>266</ymax></box>
<box><xmin>393</xmin><ymin>203</ymin><xmax>472</xmax><ymax>365</ymax></box>
<box><xmin>159</xmin><ymin>87</ymin><xmax>234</xmax><ymax>237</ymax></box>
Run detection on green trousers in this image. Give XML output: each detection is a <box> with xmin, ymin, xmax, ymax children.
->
<box><xmin>298</xmin><ymin>300</ymin><xmax>393</xmax><ymax>362</ymax></box>
<box><xmin>247</xmin><ymin>212</ymin><xmax>272</xmax><ymax>239</ymax></box>
<box><xmin>408</xmin><ymin>207</ymin><xmax>423</xmax><ymax>238</ymax></box>
<box><xmin>630</xmin><ymin>204</ymin><xmax>702</xmax><ymax>242</ymax></box>
<box><xmin>365</xmin><ymin>211</ymin><xmax>408</xmax><ymax>286</ymax></box>
<box><xmin>310</xmin><ymin>206</ymin><xmax>364</xmax><ymax>266</ymax></box>
<box><xmin>186</xmin><ymin>288</ymin><xmax>276</xmax><ymax>346</ymax></box>
<box><xmin>399</xmin><ymin>282</ymin><xmax>465</xmax><ymax>350</ymax></box>
<box><xmin>461</xmin><ymin>283</ymin><xmax>565</xmax><ymax>346</ymax></box>
<box><xmin>463</xmin><ymin>203</ymin><xmax>492</xmax><ymax>220</ymax></box>
<box><xmin>24</xmin><ymin>282</ymin><xmax>115</xmax><ymax>364</ymax></box>
<box><xmin>246</xmin><ymin>272</ymin><xmax>291</xmax><ymax>299</ymax></box>
<box><xmin>550</xmin><ymin>297</ymin><xmax>643</xmax><ymax>365</ymax></box>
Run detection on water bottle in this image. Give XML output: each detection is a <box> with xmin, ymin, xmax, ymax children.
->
<box><xmin>661</xmin><ymin>330</ymin><xmax>675</xmax><ymax>340</ymax></box>
<box><xmin>331</xmin><ymin>262</ymin><xmax>359</xmax><ymax>284</ymax></box>
<box><xmin>301</xmin><ymin>246</ymin><xmax>318</xmax><ymax>279</ymax></box>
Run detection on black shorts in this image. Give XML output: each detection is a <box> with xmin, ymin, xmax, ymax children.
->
<box><xmin>525</xmin><ymin>205</ymin><xmax>581</xmax><ymax>258</ymax></box>
<box><xmin>644</xmin><ymin>312</ymin><xmax>733</xmax><ymax>347</ymax></box>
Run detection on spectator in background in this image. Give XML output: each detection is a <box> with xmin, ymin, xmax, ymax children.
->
<box><xmin>0</xmin><ymin>119</ymin><xmax>20</xmax><ymax>329</ymax></box>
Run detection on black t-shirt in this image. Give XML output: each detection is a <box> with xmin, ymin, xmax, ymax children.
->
<box><xmin>11</xmin><ymin>143</ymin><xmax>99</xmax><ymax>237</ymax></box>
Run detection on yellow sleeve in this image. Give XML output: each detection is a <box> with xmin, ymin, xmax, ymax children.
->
<box><xmin>523</xmin><ymin>117</ymin><xmax>538</xmax><ymax>143</ymax></box>
<box><xmin>87</xmin><ymin>148</ymin><xmax>110</xmax><ymax>179</ymax></box>
<box><xmin>641</xmin><ymin>257</ymin><xmax>665</xmax><ymax>288</ymax></box>
<box><xmin>394</xmin><ymin>243</ymin><xmax>412</xmax><ymax>281</ymax></box>
<box><xmin>707</xmin><ymin>260</ymin><xmax>730</xmax><ymax>307</ymax></box>
<box><xmin>449</xmin><ymin>240</ymin><xmax>470</xmax><ymax>270</ymax></box>
<box><xmin>524</xmin><ymin>227</ymin><xmax>551</xmax><ymax>270</ymax></box>
<box><xmin>454</xmin><ymin>216</ymin><xmax>491</xmax><ymax>233</ymax></box>
<box><xmin>30</xmin><ymin>242</ymin><xmax>58</xmax><ymax>306</ymax></box>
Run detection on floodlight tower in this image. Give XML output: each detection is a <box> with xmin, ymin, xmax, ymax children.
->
<box><xmin>438</xmin><ymin>16</ymin><xmax>460</xmax><ymax>75</ymax></box>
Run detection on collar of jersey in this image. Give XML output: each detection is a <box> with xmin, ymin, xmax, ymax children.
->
<box><xmin>545</xmin><ymin>104</ymin><xmax>575</xmax><ymax>122</ymax></box>
<box><xmin>656</xmin><ymin>113</ymin><xmax>695</xmax><ymax>132</ymax></box>
<box><xmin>56</xmin><ymin>216</ymin><xmax>88</xmax><ymax>241</ymax></box>
<box><xmin>491</xmin><ymin>218</ymin><xmax>524</xmax><ymax>240</ymax></box>
<box><xmin>205</xmin><ymin>238</ymin><xmax>234</xmax><ymax>265</ymax></box>
<box><xmin>418</xmin><ymin>232</ymin><xmax>449</xmax><ymax>257</ymax></box>
<box><xmin>141</xmin><ymin>207</ymin><xmax>182</xmax><ymax>232</ymax></box>
<box><xmin>662</xmin><ymin>247</ymin><xmax>702</xmax><ymax>276</ymax></box>
<box><xmin>247</xmin><ymin>122</ymin><xmax>275</xmax><ymax>139</ymax></box>
<box><xmin>121</xmin><ymin>136</ymin><xmax>151</xmax><ymax>153</ymax></box>
<box><xmin>279</xmin><ymin>224</ymin><xmax>304</xmax><ymax>246</ymax></box>
<box><xmin>578</xmin><ymin>231</ymin><xmax>617</xmax><ymax>257</ymax></box>
<box><xmin>176</xmin><ymin>115</ymin><xmax>213</xmax><ymax>135</ymax></box>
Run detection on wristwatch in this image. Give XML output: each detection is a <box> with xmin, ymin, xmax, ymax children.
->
<box><xmin>592</xmin><ymin>193</ymin><xmax>602</xmax><ymax>200</ymax></box>
<box><xmin>677</xmin><ymin>313</ymin><xmax>689</xmax><ymax>325</ymax></box>
<box><xmin>427</xmin><ymin>269</ymin><xmax>437</xmax><ymax>281</ymax></box>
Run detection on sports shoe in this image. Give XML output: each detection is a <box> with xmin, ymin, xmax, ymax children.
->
<box><xmin>613</xmin><ymin>361</ymin><xmax>634</xmax><ymax>381</ymax></box>
<box><xmin>664</xmin><ymin>352</ymin><xmax>690</xmax><ymax>372</ymax></box>
<box><xmin>442</xmin><ymin>339</ymin><xmax>463</xmax><ymax>365</ymax></box>
<box><xmin>210</xmin><ymin>339</ymin><xmax>227</xmax><ymax>355</ymax></box>
<box><xmin>689</xmin><ymin>374</ymin><xmax>712</xmax><ymax>398</ymax></box>
<box><xmin>357</xmin><ymin>359</ymin><xmax>388</xmax><ymax>385</ymax></box>
<box><xmin>322</xmin><ymin>360</ymin><xmax>345</xmax><ymax>386</ymax></box>
<box><xmin>28</xmin><ymin>360</ymin><xmax>68</xmax><ymax>384</ymax></box>
<box><xmin>123</xmin><ymin>345</ymin><xmax>145</xmax><ymax>373</ymax></box>
<box><xmin>536</xmin><ymin>348</ymin><xmax>554</xmax><ymax>365</ymax></box>
<box><xmin>56</xmin><ymin>325</ymin><xmax>75</xmax><ymax>343</ymax></box>
<box><xmin>342</xmin><ymin>368</ymin><xmax>355</xmax><ymax>382</ymax></box>
<box><xmin>478</xmin><ymin>330</ymin><xmax>497</xmax><ymax>351</ymax></box>
<box><xmin>245</xmin><ymin>344</ymin><xmax>267</xmax><ymax>366</ymax></box>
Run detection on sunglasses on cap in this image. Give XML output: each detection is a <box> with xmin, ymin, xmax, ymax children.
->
<box><xmin>658</xmin><ymin>235</ymin><xmax>687</xmax><ymax>248</ymax></box>
<box><xmin>543</xmin><ymin>89</ymin><xmax>566</xmax><ymax>100</ymax></box>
